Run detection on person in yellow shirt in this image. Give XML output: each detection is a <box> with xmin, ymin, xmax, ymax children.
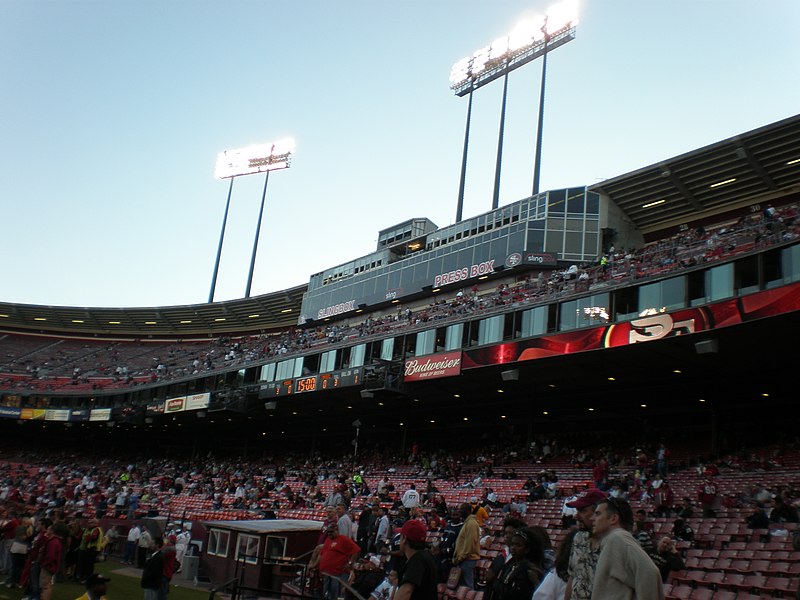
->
<box><xmin>453</xmin><ymin>503</ymin><xmax>481</xmax><ymax>589</ymax></box>
<box><xmin>469</xmin><ymin>497</ymin><xmax>489</xmax><ymax>526</ymax></box>
<box><xmin>75</xmin><ymin>573</ymin><xmax>110</xmax><ymax>600</ymax></box>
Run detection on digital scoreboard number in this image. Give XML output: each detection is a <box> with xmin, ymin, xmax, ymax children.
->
<box><xmin>259</xmin><ymin>368</ymin><xmax>362</xmax><ymax>398</ymax></box>
<box><xmin>259</xmin><ymin>379</ymin><xmax>294</xmax><ymax>398</ymax></box>
<box><xmin>294</xmin><ymin>375</ymin><xmax>318</xmax><ymax>394</ymax></box>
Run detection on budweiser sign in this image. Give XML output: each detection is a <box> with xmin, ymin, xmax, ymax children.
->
<box><xmin>404</xmin><ymin>351</ymin><xmax>462</xmax><ymax>382</ymax></box>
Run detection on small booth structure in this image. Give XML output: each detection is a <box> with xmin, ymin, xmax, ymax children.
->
<box><xmin>201</xmin><ymin>519</ymin><xmax>323</xmax><ymax>591</ymax></box>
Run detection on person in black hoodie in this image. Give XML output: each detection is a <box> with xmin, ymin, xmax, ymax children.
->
<box><xmin>141</xmin><ymin>537</ymin><xmax>164</xmax><ymax>600</ymax></box>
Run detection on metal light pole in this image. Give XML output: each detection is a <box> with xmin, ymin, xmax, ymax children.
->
<box><xmin>532</xmin><ymin>24</ymin><xmax>549</xmax><ymax>196</ymax></box>
<box><xmin>212</xmin><ymin>138</ymin><xmax>294</xmax><ymax>301</ymax></box>
<box><xmin>209</xmin><ymin>177</ymin><xmax>235</xmax><ymax>303</ymax></box>
<box><xmin>448</xmin><ymin>1</ymin><xmax>577</xmax><ymax>214</ymax></box>
<box><xmin>492</xmin><ymin>67</ymin><xmax>510</xmax><ymax>210</ymax></box>
<box><xmin>456</xmin><ymin>82</ymin><xmax>475</xmax><ymax>224</ymax></box>
<box><xmin>245</xmin><ymin>170</ymin><xmax>270</xmax><ymax>298</ymax></box>
<box><xmin>352</xmin><ymin>419</ymin><xmax>362</xmax><ymax>461</ymax></box>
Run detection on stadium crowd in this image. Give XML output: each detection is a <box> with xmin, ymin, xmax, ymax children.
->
<box><xmin>1</xmin><ymin>202</ymin><xmax>798</xmax><ymax>395</ymax></box>
<box><xmin>2</xmin><ymin>434</ymin><xmax>800</xmax><ymax>599</ymax></box>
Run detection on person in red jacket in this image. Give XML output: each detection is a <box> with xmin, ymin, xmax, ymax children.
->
<box><xmin>160</xmin><ymin>534</ymin><xmax>178</xmax><ymax>600</ymax></box>
<box><xmin>697</xmin><ymin>476</ymin><xmax>718</xmax><ymax>518</ymax></box>
<box><xmin>39</xmin><ymin>524</ymin><xmax>62</xmax><ymax>600</ymax></box>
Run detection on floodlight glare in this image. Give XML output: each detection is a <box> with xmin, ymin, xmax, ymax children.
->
<box><xmin>449</xmin><ymin>0</ymin><xmax>578</xmax><ymax>96</ymax></box>
<box><xmin>215</xmin><ymin>138</ymin><xmax>296</xmax><ymax>179</ymax></box>
<box><xmin>489</xmin><ymin>37</ymin><xmax>509</xmax><ymax>59</ymax></box>
<box><xmin>546</xmin><ymin>0</ymin><xmax>579</xmax><ymax>34</ymax></box>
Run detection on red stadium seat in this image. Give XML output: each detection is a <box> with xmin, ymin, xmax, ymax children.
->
<box><xmin>666</xmin><ymin>584</ymin><xmax>692</xmax><ymax>600</ymax></box>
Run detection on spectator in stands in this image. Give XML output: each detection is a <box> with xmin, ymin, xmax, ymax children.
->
<box><xmin>369</xmin><ymin>567</ymin><xmax>398</xmax><ymax>600</ymax></box>
<box><xmin>671</xmin><ymin>519</ymin><xmax>693</xmax><ymax>543</ymax></box>
<box><xmin>357</xmin><ymin>504</ymin><xmax>375</xmax><ymax>554</ymax></box>
<box><xmin>534</xmin><ymin>528</ymin><xmax>577</xmax><ymax>600</ymax></box>
<box><xmin>319</xmin><ymin>523</ymin><xmax>361</xmax><ymax>600</ymax></box>
<box><xmin>425</xmin><ymin>508</ymin><xmax>446</xmax><ymax>532</ymax></box>
<box><xmin>395</xmin><ymin>520</ymin><xmax>437</xmax><ymax>600</ymax></box>
<box><xmin>401</xmin><ymin>485</ymin><xmax>420</xmax><ymax>510</ymax></box>
<box><xmin>484</xmin><ymin>516</ymin><xmax>525</xmax><ymax>588</ymax></box>
<box><xmin>337</xmin><ymin>504</ymin><xmax>355</xmax><ymax>539</ymax></box>
<box><xmin>653</xmin><ymin>480</ymin><xmax>674</xmax><ymax>518</ymax></box>
<box><xmin>656</xmin><ymin>444</ymin><xmax>669</xmax><ymax>477</ymax></box>
<box><xmin>468</xmin><ymin>497</ymin><xmax>489</xmax><ymax>526</ymax></box>
<box><xmin>0</xmin><ymin>510</ymin><xmax>19</xmax><ymax>575</ymax></box>
<box><xmin>76</xmin><ymin>519</ymin><xmax>103</xmax><ymax>583</ymax></box>
<box><xmin>564</xmin><ymin>488</ymin><xmax>606</xmax><ymax>600</ymax></box>
<box><xmin>5</xmin><ymin>514</ymin><xmax>31</xmax><ymax>588</ymax></box>
<box><xmin>488</xmin><ymin>528</ymin><xmax>543</xmax><ymax>600</ymax></box>
<box><xmin>654</xmin><ymin>536</ymin><xmax>684</xmax><ymax>583</ymax></box>
<box><xmin>561</xmin><ymin>494</ymin><xmax>578</xmax><ymax>529</ymax></box>
<box><xmin>697</xmin><ymin>475</ymin><xmax>718</xmax><ymax>518</ymax></box>
<box><xmin>633</xmin><ymin>510</ymin><xmax>653</xmax><ymax>536</ymax></box>
<box><xmin>771</xmin><ymin>495</ymin><xmax>800</xmax><ymax>523</ymax></box>
<box><xmin>325</xmin><ymin>485</ymin><xmax>345</xmax><ymax>509</ymax></box>
<box><xmin>38</xmin><ymin>522</ymin><xmax>62</xmax><ymax>600</ymax></box>
<box><xmin>373</xmin><ymin>506</ymin><xmax>391</xmax><ymax>552</ymax></box>
<box><xmin>347</xmin><ymin>555</ymin><xmax>385</xmax><ymax>600</ymax></box>
<box><xmin>137</xmin><ymin>526</ymin><xmax>153</xmax><ymax>569</ymax></box>
<box><xmin>590</xmin><ymin>497</ymin><xmax>663</xmax><ymax>599</ymax></box>
<box><xmin>676</xmin><ymin>497</ymin><xmax>693</xmax><ymax>519</ymax></box>
<box><xmin>746</xmin><ymin>504</ymin><xmax>771</xmax><ymax>529</ymax></box>
<box><xmin>453</xmin><ymin>502</ymin><xmax>480</xmax><ymax>590</ymax></box>
<box><xmin>504</xmin><ymin>496</ymin><xmax>527</xmax><ymax>516</ymax></box>
<box><xmin>141</xmin><ymin>537</ymin><xmax>164</xmax><ymax>600</ymax></box>
<box><xmin>77</xmin><ymin>573</ymin><xmax>110</xmax><ymax>600</ymax></box>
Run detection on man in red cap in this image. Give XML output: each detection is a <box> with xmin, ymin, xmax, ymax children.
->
<box><xmin>395</xmin><ymin>520</ymin><xmax>436</xmax><ymax>600</ymax></box>
<box><xmin>563</xmin><ymin>488</ymin><xmax>606</xmax><ymax>600</ymax></box>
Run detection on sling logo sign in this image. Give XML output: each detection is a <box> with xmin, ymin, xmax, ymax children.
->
<box><xmin>404</xmin><ymin>351</ymin><xmax>462</xmax><ymax>381</ymax></box>
<box><xmin>318</xmin><ymin>300</ymin><xmax>356</xmax><ymax>320</ymax></box>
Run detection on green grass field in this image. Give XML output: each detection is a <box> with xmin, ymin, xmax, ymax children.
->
<box><xmin>0</xmin><ymin>560</ymin><xmax>211</xmax><ymax>600</ymax></box>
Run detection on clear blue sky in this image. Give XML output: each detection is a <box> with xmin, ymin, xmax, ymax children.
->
<box><xmin>1</xmin><ymin>0</ymin><xmax>798</xmax><ymax>308</ymax></box>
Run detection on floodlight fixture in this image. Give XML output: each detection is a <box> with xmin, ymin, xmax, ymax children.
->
<box><xmin>209</xmin><ymin>137</ymin><xmax>296</xmax><ymax>301</ymax></box>
<box><xmin>214</xmin><ymin>138</ymin><xmax>296</xmax><ymax>179</ymax></box>
<box><xmin>449</xmin><ymin>0</ymin><xmax>578</xmax><ymax>97</ymax></box>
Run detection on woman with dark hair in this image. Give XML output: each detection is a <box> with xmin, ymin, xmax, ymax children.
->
<box><xmin>527</xmin><ymin>526</ymin><xmax>553</xmax><ymax>572</ymax></box>
<box><xmin>487</xmin><ymin>527</ymin><xmax>543</xmax><ymax>600</ymax></box>
<box><xmin>533</xmin><ymin>528</ymin><xmax>578</xmax><ymax>600</ymax></box>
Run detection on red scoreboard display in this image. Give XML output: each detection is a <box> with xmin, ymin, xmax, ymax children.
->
<box><xmin>259</xmin><ymin>367</ymin><xmax>362</xmax><ymax>398</ymax></box>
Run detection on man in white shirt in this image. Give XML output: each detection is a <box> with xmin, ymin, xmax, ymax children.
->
<box><xmin>401</xmin><ymin>485</ymin><xmax>420</xmax><ymax>509</ymax></box>
<box><xmin>124</xmin><ymin>523</ymin><xmax>141</xmax><ymax>564</ymax></box>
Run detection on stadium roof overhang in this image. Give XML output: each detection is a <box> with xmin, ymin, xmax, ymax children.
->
<box><xmin>590</xmin><ymin>113</ymin><xmax>800</xmax><ymax>236</ymax></box>
<box><xmin>0</xmin><ymin>284</ymin><xmax>308</xmax><ymax>337</ymax></box>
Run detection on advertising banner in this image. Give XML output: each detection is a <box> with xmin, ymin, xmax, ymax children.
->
<box><xmin>404</xmin><ymin>351</ymin><xmax>462</xmax><ymax>382</ymax></box>
<box><xmin>0</xmin><ymin>407</ymin><xmax>21</xmax><ymax>419</ymax></box>
<box><xmin>463</xmin><ymin>282</ymin><xmax>800</xmax><ymax>368</ymax></box>
<box><xmin>69</xmin><ymin>409</ymin><xmax>90</xmax><ymax>422</ymax></box>
<box><xmin>145</xmin><ymin>402</ymin><xmax>165</xmax><ymax>416</ymax></box>
<box><xmin>90</xmin><ymin>408</ymin><xmax>111</xmax><ymax>422</ymax></box>
<box><xmin>45</xmin><ymin>409</ymin><xmax>70</xmax><ymax>422</ymax></box>
<box><xmin>21</xmin><ymin>408</ymin><xmax>46</xmax><ymax>421</ymax></box>
<box><xmin>185</xmin><ymin>393</ymin><xmax>210</xmax><ymax>411</ymax></box>
<box><xmin>165</xmin><ymin>397</ymin><xmax>186</xmax><ymax>413</ymax></box>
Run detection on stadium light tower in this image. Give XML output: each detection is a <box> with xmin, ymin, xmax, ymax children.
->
<box><xmin>449</xmin><ymin>0</ymin><xmax>578</xmax><ymax>219</ymax></box>
<box><xmin>209</xmin><ymin>139</ymin><xmax>295</xmax><ymax>302</ymax></box>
